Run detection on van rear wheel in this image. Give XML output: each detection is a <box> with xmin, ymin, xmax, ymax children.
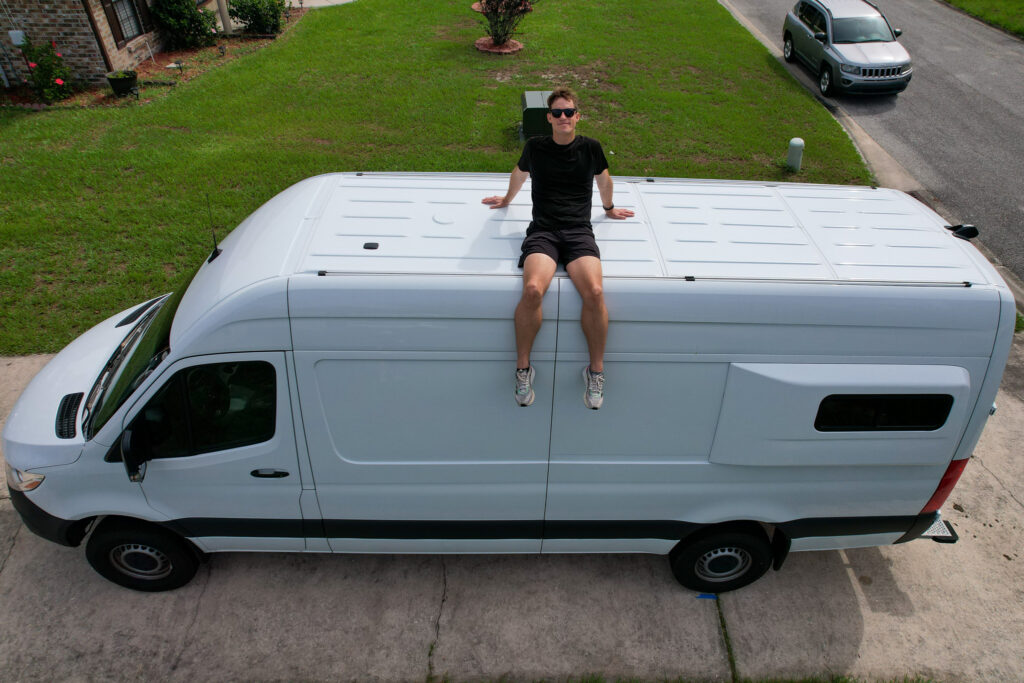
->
<box><xmin>669</xmin><ymin>528</ymin><xmax>771</xmax><ymax>593</ymax></box>
<box><xmin>86</xmin><ymin>520</ymin><xmax>199</xmax><ymax>591</ymax></box>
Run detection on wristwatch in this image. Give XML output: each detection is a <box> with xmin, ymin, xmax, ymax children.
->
<box><xmin>603</xmin><ymin>204</ymin><xmax>614</xmax><ymax>211</ymax></box>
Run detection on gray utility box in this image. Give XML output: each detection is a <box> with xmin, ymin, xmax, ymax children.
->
<box><xmin>521</xmin><ymin>90</ymin><xmax>553</xmax><ymax>139</ymax></box>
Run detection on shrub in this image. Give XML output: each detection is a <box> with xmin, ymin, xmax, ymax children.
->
<box><xmin>479</xmin><ymin>0</ymin><xmax>536</xmax><ymax>45</ymax></box>
<box><xmin>150</xmin><ymin>0</ymin><xmax>218</xmax><ymax>49</ymax></box>
<box><xmin>229</xmin><ymin>0</ymin><xmax>287</xmax><ymax>34</ymax></box>
<box><xmin>20</xmin><ymin>40</ymin><xmax>74</xmax><ymax>103</ymax></box>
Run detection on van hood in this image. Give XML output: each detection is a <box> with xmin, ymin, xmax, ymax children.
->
<box><xmin>2</xmin><ymin>299</ymin><xmax>158</xmax><ymax>471</ymax></box>
<box><xmin>833</xmin><ymin>41</ymin><xmax>910</xmax><ymax>65</ymax></box>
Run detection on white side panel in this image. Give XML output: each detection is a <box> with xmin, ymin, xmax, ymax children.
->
<box><xmin>709</xmin><ymin>364</ymin><xmax>972</xmax><ymax>467</ymax></box>
<box><xmin>325</xmin><ymin>539</ymin><xmax>540</xmax><ymax>553</ymax></box>
<box><xmin>290</xmin><ymin>274</ymin><xmax>551</xmax><ymax>552</ymax></box>
<box><xmin>790</xmin><ymin>532</ymin><xmax>903</xmax><ymax>552</ymax></box>
<box><xmin>541</xmin><ymin>538</ymin><xmax>675</xmax><ymax>554</ymax></box>
<box><xmin>186</xmin><ymin>537</ymin><xmax>306</xmax><ymax>552</ymax></box>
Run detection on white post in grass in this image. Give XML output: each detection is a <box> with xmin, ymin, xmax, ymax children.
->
<box><xmin>786</xmin><ymin>138</ymin><xmax>804</xmax><ymax>172</ymax></box>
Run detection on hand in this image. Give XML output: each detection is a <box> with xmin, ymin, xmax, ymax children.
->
<box><xmin>482</xmin><ymin>196</ymin><xmax>511</xmax><ymax>209</ymax></box>
<box><xmin>605</xmin><ymin>207</ymin><xmax>635</xmax><ymax>220</ymax></box>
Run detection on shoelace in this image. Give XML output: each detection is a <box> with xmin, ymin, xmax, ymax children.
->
<box><xmin>587</xmin><ymin>370</ymin><xmax>604</xmax><ymax>395</ymax></box>
<box><xmin>516</xmin><ymin>369</ymin><xmax>532</xmax><ymax>394</ymax></box>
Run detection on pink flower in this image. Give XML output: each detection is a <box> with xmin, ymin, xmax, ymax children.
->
<box><xmin>55</xmin><ymin>78</ymin><xmax>64</xmax><ymax>85</ymax></box>
<box><xmin>56</xmin><ymin>52</ymin><xmax>62</xmax><ymax>57</ymax></box>
<box><xmin>28</xmin><ymin>62</ymin><xmax>36</xmax><ymax>68</ymax></box>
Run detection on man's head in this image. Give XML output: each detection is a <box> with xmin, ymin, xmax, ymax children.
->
<box><xmin>546</xmin><ymin>88</ymin><xmax>580</xmax><ymax>139</ymax></box>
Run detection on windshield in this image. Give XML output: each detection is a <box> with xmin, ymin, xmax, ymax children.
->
<box><xmin>832</xmin><ymin>16</ymin><xmax>894</xmax><ymax>43</ymax></box>
<box><xmin>84</xmin><ymin>265</ymin><xmax>199</xmax><ymax>438</ymax></box>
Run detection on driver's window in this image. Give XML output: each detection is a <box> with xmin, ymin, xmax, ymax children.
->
<box><xmin>132</xmin><ymin>361</ymin><xmax>276</xmax><ymax>459</ymax></box>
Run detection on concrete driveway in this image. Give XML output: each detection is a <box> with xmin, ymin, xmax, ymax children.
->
<box><xmin>2</xmin><ymin>340</ymin><xmax>1024</xmax><ymax>681</ymax></box>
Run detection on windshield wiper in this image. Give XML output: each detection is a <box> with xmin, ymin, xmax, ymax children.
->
<box><xmin>82</xmin><ymin>307</ymin><xmax>160</xmax><ymax>437</ymax></box>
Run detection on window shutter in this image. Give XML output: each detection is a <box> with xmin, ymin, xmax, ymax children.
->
<box><xmin>99</xmin><ymin>0</ymin><xmax>126</xmax><ymax>47</ymax></box>
<box><xmin>134</xmin><ymin>0</ymin><xmax>154</xmax><ymax>34</ymax></box>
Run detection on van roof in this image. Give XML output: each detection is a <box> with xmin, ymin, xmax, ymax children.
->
<box><xmin>189</xmin><ymin>170</ymin><xmax>996</xmax><ymax>319</ymax></box>
<box><xmin>220</xmin><ymin>172</ymin><xmax>991</xmax><ymax>284</ymax></box>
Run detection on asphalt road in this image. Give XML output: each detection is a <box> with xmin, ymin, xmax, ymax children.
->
<box><xmin>724</xmin><ymin>0</ymin><xmax>1024</xmax><ymax>283</ymax></box>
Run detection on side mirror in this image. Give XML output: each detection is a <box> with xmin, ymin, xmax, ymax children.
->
<box><xmin>946</xmin><ymin>224</ymin><xmax>979</xmax><ymax>241</ymax></box>
<box><xmin>814</xmin><ymin>31</ymin><xmax>827</xmax><ymax>42</ymax></box>
<box><xmin>121</xmin><ymin>426</ymin><xmax>148</xmax><ymax>483</ymax></box>
<box><xmin>893</xmin><ymin>28</ymin><xmax>902</xmax><ymax>37</ymax></box>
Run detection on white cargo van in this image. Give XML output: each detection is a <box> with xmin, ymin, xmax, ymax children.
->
<box><xmin>3</xmin><ymin>172</ymin><xmax>1015</xmax><ymax>592</ymax></box>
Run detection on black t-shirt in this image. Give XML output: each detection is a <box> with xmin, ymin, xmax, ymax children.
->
<box><xmin>517</xmin><ymin>135</ymin><xmax>609</xmax><ymax>231</ymax></box>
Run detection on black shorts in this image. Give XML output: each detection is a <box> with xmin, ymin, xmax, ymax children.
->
<box><xmin>518</xmin><ymin>225</ymin><xmax>601</xmax><ymax>268</ymax></box>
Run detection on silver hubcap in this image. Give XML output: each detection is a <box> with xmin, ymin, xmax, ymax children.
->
<box><xmin>820</xmin><ymin>70</ymin><xmax>830</xmax><ymax>92</ymax></box>
<box><xmin>694</xmin><ymin>546</ymin><xmax>752</xmax><ymax>583</ymax></box>
<box><xmin>784</xmin><ymin>40</ymin><xmax>792</xmax><ymax>59</ymax></box>
<box><xmin>110</xmin><ymin>543</ymin><xmax>173</xmax><ymax>580</ymax></box>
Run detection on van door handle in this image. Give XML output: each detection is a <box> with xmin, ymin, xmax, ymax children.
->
<box><xmin>251</xmin><ymin>469</ymin><xmax>289</xmax><ymax>478</ymax></box>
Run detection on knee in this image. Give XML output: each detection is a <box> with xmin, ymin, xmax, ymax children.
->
<box><xmin>521</xmin><ymin>282</ymin><xmax>545</xmax><ymax>305</ymax></box>
<box><xmin>580</xmin><ymin>283</ymin><xmax>603</xmax><ymax>306</ymax></box>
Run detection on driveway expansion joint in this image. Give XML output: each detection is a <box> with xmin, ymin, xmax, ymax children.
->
<box><xmin>714</xmin><ymin>596</ymin><xmax>738</xmax><ymax>682</ymax></box>
<box><xmin>427</xmin><ymin>556</ymin><xmax>448</xmax><ymax>681</ymax></box>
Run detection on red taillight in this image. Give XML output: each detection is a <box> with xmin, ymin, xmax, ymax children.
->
<box><xmin>920</xmin><ymin>458</ymin><xmax>969</xmax><ymax>514</ymax></box>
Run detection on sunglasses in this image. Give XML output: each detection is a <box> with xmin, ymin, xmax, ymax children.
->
<box><xmin>549</xmin><ymin>108</ymin><xmax>578</xmax><ymax>118</ymax></box>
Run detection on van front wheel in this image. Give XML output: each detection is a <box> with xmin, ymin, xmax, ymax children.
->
<box><xmin>85</xmin><ymin>520</ymin><xmax>199</xmax><ymax>591</ymax></box>
<box><xmin>669</xmin><ymin>528</ymin><xmax>771</xmax><ymax>593</ymax></box>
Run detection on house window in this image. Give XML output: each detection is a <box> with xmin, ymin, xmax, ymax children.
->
<box><xmin>113</xmin><ymin>0</ymin><xmax>144</xmax><ymax>41</ymax></box>
<box><xmin>99</xmin><ymin>0</ymin><xmax>154</xmax><ymax>48</ymax></box>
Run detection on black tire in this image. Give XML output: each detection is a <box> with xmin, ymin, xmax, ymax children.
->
<box><xmin>669</xmin><ymin>527</ymin><xmax>772</xmax><ymax>593</ymax></box>
<box><xmin>86</xmin><ymin>520</ymin><xmax>199</xmax><ymax>592</ymax></box>
<box><xmin>819</xmin><ymin>64</ymin><xmax>835</xmax><ymax>97</ymax></box>
<box><xmin>783</xmin><ymin>33</ymin><xmax>795</xmax><ymax>63</ymax></box>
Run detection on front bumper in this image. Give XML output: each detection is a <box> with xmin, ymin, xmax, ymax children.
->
<box><xmin>8</xmin><ymin>487</ymin><xmax>90</xmax><ymax>547</ymax></box>
<box><xmin>839</xmin><ymin>73</ymin><xmax>912</xmax><ymax>94</ymax></box>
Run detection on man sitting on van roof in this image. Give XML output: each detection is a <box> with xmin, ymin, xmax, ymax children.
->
<box><xmin>482</xmin><ymin>88</ymin><xmax>635</xmax><ymax>410</ymax></box>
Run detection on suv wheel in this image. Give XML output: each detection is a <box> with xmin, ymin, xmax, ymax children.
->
<box><xmin>783</xmin><ymin>34</ymin><xmax>795</xmax><ymax>63</ymax></box>
<box><xmin>819</xmin><ymin>64</ymin><xmax>834</xmax><ymax>96</ymax></box>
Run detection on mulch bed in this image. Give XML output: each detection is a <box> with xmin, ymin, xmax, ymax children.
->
<box><xmin>0</xmin><ymin>9</ymin><xmax>307</xmax><ymax>110</ymax></box>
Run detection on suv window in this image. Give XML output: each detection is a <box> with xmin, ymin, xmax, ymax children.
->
<box><xmin>798</xmin><ymin>2</ymin><xmax>826</xmax><ymax>34</ymax></box>
<box><xmin>832</xmin><ymin>16</ymin><xmax>894</xmax><ymax>43</ymax></box>
<box><xmin>130</xmin><ymin>361</ymin><xmax>276</xmax><ymax>459</ymax></box>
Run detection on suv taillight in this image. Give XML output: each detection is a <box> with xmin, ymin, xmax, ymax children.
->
<box><xmin>920</xmin><ymin>458</ymin><xmax>968</xmax><ymax>514</ymax></box>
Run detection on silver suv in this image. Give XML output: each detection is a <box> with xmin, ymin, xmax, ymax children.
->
<box><xmin>783</xmin><ymin>0</ymin><xmax>912</xmax><ymax>96</ymax></box>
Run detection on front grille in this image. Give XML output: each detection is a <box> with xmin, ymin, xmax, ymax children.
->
<box><xmin>55</xmin><ymin>393</ymin><xmax>84</xmax><ymax>439</ymax></box>
<box><xmin>863</xmin><ymin>66</ymin><xmax>902</xmax><ymax>79</ymax></box>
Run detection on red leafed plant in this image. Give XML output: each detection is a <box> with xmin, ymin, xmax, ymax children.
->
<box><xmin>478</xmin><ymin>0</ymin><xmax>535</xmax><ymax>46</ymax></box>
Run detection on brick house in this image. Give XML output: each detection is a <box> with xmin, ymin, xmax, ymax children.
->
<box><xmin>1</xmin><ymin>0</ymin><xmax>162</xmax><ymax>86</ymax></box>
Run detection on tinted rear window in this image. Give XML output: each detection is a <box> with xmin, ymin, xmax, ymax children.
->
<box><xmin>815</xmin><ymin>394</ymin><xmax>954</xmax><ymax>431</ymax></box>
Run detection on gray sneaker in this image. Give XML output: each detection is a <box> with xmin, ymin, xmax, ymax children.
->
<box><xmin>515</xmin><ymin>366</ymin><xmax>535</xmax><ymax>407</ymax></box>
<box><xmin>583</xmin><ymin>366</ymin><xmax>604</xmax><ymax>410</ymax></box>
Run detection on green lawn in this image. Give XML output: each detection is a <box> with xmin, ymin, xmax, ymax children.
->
<box><xmin>0</xmin><ymin>0</ymin><xmax>871</xmax><ymax>355</ymax></box>
<box><xmin>942</xmin><ymin>0</ymin><xmax>1024</xmax><ymax>37</ymax></box>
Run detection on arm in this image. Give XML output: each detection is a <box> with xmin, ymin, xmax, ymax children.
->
<box><xmin>595</xmin><ymin>170</ymin><xmax>635</xmax><ymax>220</ymax></box>
<box><xmin>482</xmin><ymin>167</ymin><xmax>530</xmax><ymax>209</ymax></box>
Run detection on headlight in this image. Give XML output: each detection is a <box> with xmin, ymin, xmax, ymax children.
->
<box><xmin>5</xmin><ymin>462</ymin><xmax>45</xmax><ymax>492</ymax></box>
<box><xmin>840</xmin><ymin>64</ymin><xmax>862</xmax><ymax>75</ymax></box>
<box><xmin>901</xmin><ymin>63</ymin><xmax>913</xmax><ymax>74</ymax></box>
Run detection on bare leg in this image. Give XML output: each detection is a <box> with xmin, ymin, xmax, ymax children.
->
<box><xmin>515</xmin><ymin>253</ymin><xmax>558</xmax><ymax>368</ymax></box>
<box><xmin>566</xmin><ymin>255</ymin><xmax>607</xmax><ymax>373</ymax></box>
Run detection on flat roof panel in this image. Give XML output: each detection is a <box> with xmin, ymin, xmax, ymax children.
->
<box><xmin>283</xmin><ymin>173</ymin><xmax>992</xmax><ymax>285</ymax></box>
